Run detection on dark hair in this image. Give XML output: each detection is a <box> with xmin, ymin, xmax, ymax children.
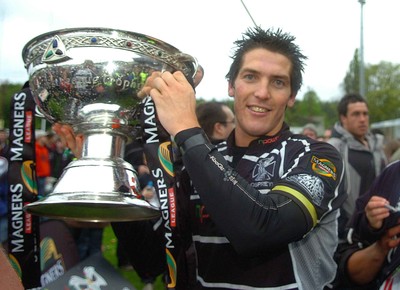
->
<box><xmin>337</xmin><ymin>93</ymin><xmax>368</xmax><ymax>117</ymax></box>
<box><xmin>196</xmin><ymin>102</ymin><xmax>229</xmax><ymax>138</ymax></box>
<box><xmin>225</xmin><ymin>26</ymin><xmax>307</xmax><ymax>95</ymax></box>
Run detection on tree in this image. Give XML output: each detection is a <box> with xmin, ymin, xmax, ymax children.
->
<box><xmin>0</xmin><ymin>82</ymin><xmax>24</xmax><ymax>129</ymax></box>
<box><xmin>342</xmin><ymin>50</ymin><xmax>400</xmax><ymax>123</ymax></box>
<box><xmin>342</xmin><ymin>49</ymin><xmax>361</xmax><ymax>94</ymax></box>
<box><xmin>286</xmin><ymin>88</ymin><xmax>324</xmax><ymax>127</ymax></box>
<box><xmin>320</xmin><ymin>100</ymin><xmax>338</xmax><ymax>129</ymax></box>
<box><xmin>365</xmin><ymin>61</ymin><xmax>400</xmax><ymax>122</ymax></box>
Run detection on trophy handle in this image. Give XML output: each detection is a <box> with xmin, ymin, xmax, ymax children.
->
<box><xmin>173</xmin><ymin>53</ymin><xmax>202</xmax><ymax>87</ymax></box>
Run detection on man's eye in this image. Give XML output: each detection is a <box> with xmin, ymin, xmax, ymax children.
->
<box><xmin>244</xmin><ymin>74</ymin><xmax>255</xmax><ymax>80</ymax></box>
<box><xmin>274</xmin><ymin>79</ymin><xmax>284</xmax><ymax>87</ymax></box>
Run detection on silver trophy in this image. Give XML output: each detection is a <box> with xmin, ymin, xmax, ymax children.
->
<box><xmin>22</xmin><ymin>27</ymin><xmax>199</xmax><ymax>222</ymax></box>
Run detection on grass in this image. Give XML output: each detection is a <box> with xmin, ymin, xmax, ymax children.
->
<box><xmin>101</xmin><ymin>225</ymin><xmax>165</xmax><ymax>290</ymax></box>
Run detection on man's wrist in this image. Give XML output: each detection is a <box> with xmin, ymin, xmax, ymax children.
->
<box><xmin>174</xmin><ymin>127</ymin><xmax>210</xmax><ymax>155</ymax></box>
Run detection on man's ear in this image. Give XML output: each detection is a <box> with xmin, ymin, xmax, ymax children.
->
<box><xmin>287</xmin><ymin>94</ymin><xmax>296</xmax><ymax>108</ymax></box>
<box><xmin>213</xmin><ymin>122</ymin><xmax>222</xmax><ymax>136</ymax></box>
<box><xmin>339</xmin><ymin>114</ymin><xmax>346</xmax><ymax>125</ymax></box>
<box><xmin>228</xmin><ymin>82</ymin><xmax>235</xmax><ymax>98</ymax></box>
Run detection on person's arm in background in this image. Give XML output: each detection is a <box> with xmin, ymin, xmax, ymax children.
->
<box><xmin>342</xmin><ymin>195</ymin><xmax>400</xmax><ymax>285</ymax></box>
<box><xmin>52</xmin><ymin>123</ymin><xmax>83</xmax><ymax>158</ymax></box>
<box><xmin>0</xmin><ymin>246</ymin><xmax>24</xmax><ymax>290</ymax></box>
<box><xmin>346</xmin><ymin>223</ymin><xmax>400</xmax><ymax>285</ymax></box>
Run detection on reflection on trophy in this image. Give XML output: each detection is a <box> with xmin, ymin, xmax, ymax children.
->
<box><xmin>22</xmin><ymin>27</ymin><xmax>199</xmax><ymax>222</ymax></box>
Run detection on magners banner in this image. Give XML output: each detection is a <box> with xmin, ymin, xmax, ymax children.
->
<box><xmin>7</xmin><ymin>83</ymin><xmax>41</xmax><ymax>289</ymax></box>
<box><xmin>140</xmin><ymin>96</ymin><xmax>187</xmax><ymax>290</ymax></box>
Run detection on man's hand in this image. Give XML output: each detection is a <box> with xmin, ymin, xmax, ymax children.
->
<box><xmin>347</xmin><ymin>222</ymin><xmax>400</xmax><ymax>285</ymax></box>
<box><xmin>365</xmin><ymin>196</ymin><xmax>391</xmax><ymax>230</ymax></box>
<box><xmin>139</xmin><ymin>71</ymin><xmax>200</xmax><ymax>137</ymax></box>
<box><xmin>376</xmin><ymin>222</ymin><xmax>400</xmax><ymax>253</ymax></box>
<box><xmin>52</xmin><ymin>123</ymin><xmax>83</xmax><ymax>158</ymax></box>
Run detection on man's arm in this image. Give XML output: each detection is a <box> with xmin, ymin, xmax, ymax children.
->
<box><xmin>0</xmin><ymin>247</ymin><xmax>24</xmax><ymax>290</ymax></box>
<box><xmin>346</xmin><ymin>224</ymin><xmax>400</xmax><ymax>285</ymax></box>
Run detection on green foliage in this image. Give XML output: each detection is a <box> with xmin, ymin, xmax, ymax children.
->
<box><xmin>0</xmin><ymin>82</ymin><xmax>24</xmax><ymax>129</ymax></box>
<box><xmin>365</xmin><ymin>62</ymin><xmax>400</xmax><ymax>122</ymax></box>
<box><xmin>320</xmin><ymin>101</ymin><xmax>339</xmax><ymax>129</ymax></box>
<box><xmin>286</xmin><ymin>88</ymin><xmax>325</xmax><ymax>127</ymax></box>
<box><xmin>343</xmin><ymin>49</ymin><xmax>361</xmax><ymax>94</ymax></box>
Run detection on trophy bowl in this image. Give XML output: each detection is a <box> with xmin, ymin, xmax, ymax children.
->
<box><xmin>22</xmin><ymin>27</ymin><xmax>199</xmax><ymax>222</ymax></box>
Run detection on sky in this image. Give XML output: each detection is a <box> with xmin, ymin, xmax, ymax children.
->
<box><xmin>0</xmin><ymin>0</ymin><xmax>399</xmax><ymax>102</ymax></box>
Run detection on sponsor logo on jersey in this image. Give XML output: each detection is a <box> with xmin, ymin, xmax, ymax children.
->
<box><xmin>311</xmin><ymin>156</ymin><xmax>337</xmax><ymax>180</ymax></box>
<box><xmin>258</xmin><ymin>135</ymin><xmax>280</xmax><ymax>145</ymax></box>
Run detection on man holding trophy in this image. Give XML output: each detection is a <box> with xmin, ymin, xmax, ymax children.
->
<box><xmin>29</xmin><ymin>26</ymin><xmax>345</xmax><ymax>289</ymax></box>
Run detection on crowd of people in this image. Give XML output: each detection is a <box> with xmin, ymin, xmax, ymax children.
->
<box><xmin>2</xmin><ymin>25</ymin><xmax>400</xmax><ymax>290</ymax></box>
<box><xmin>298</xmin><ymin>92</ymin><xmax>400</xmax><ymax>289</ymax></box>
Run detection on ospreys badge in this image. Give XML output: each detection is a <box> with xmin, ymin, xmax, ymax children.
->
<box><xmin>252</xmin><ymin>156</ymin><xmax>276</xmax><ymax>182</ymax></box>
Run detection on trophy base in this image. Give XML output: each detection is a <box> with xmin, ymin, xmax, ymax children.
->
<box><xmin>24</xmin><ymin>193</ymin><xmax>160</xmax><ymax>222</ymax></box>
<box><xmin>24</xmin><ymin>157</ymin><xmax>160</xmax><ymax>222</ymax></box>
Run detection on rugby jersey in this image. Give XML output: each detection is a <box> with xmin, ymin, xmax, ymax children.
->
<box><xmin>177</xmin><ymin>123</ymin><xmax>346</xmax><ymax>289</ymax></box>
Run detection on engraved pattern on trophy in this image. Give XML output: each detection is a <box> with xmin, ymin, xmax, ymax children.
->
<box><xmin>22</xmin><ymin>27</ymin><xmax>199</xmax><ymax>222</ymax></box>
<box><xmin>25</xmin><ymin>33</ymin><xmax>192</xmax><ymax>72</ymax></box>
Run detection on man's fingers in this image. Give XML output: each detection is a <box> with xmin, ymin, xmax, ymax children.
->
<box><xmin>171</xmin><ymin>70</ymin><xmax>187</xmax><ymax>83</ymax></box>
<box><xmin>138</xmin><ymin>71</ymin><xmax>163</xmax><ymax>98</ymax></box>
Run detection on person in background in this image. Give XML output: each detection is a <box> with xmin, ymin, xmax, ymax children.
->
<box><xmin>327</xmin><ymin>93</ymin><xmax>387</xmax><ymax>239</ymax></box>
<box><xmin>124</xmin><ymin>139</ymin><xmax>151</xmax><ymax>186</ymax></box>
<box><xmin>0</xmin><ymin>129</ymin><xmax>9</xmax><ymax>243</ymax></box>
<box><xmin>323</xmin><ymin>128</ymin><xmax>332</xmax><ymax>142</ymax></box>
<box><xmin>67</xmin><ymin>221</ymin><xmax>106</xmax><ymax>262</ymax></box>
<box><xmin>195</xmin><ymin>101</ymin><xmax>235</xmax><ymax>144</ymax></box>
<box><xmin>48</xmin><ymin>135</ymin><xmax>75</xmax><ymax>191</ymax></box>
<box><xmin>0</xmin><ymin>129</ymin><xmax>8</xmax><ymax>157</ymax></box>
<box><xmin>301</xmin><ymin>123</ymin><xmax>318</xmax><ymax>140</ymax></box>
<box><xmin>389</xmin><ymin>141</ymin><xmax>400</xmax><ymax>163</ymax></box>
<box><xmin>371</xmin><ymin>128</ymin><xmax>387</xmax><ymax>163</ymax></box>
<box><xmin>54</xmin><ymin>26</ymin><xmax>346</xmax><ymax>289</ymax></box>
<box><xmin>332</xmin><ymin>160</ymin><xmax>400</xmax><ymax>289</ymax></box>
<box><xmin>383</xmin><ymin>139</ymin><xmax>400</xmax><ymax>163</ymax></box>
<box><xmin>0</xmin><ymin>245</ymin><xmax>24</xmax><ymax>289</ymax></box>
<box><xmin>35</xmin><ymin>130</ymin><xmax>51</xmax><ymax>198</ymax></box>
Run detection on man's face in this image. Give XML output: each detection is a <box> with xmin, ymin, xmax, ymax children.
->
<box><xmin>340</xmin><ymin>101</ymin><xmax>369</xmax><ymax>140</ymax></box>
<box><xmin>228</xmin><ymin>48</ymin><xmax>295</xmax><ymax>146</ymax></box>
